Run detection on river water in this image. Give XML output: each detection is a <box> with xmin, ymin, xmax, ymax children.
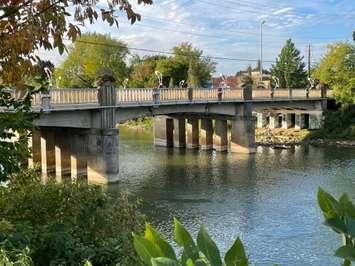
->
<box><xmin>110</xmin><ymin>127</ymin><xmax>355</xmax><ymax>266</ymax></box>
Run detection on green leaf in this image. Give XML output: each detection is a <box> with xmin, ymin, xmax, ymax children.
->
<box><xmin>324</xmin><ymin>218</ymin><xmax>348</xmax><ymax>235</ymax></box>
<box><xmin>335</xmin><ymin>245</ymin><xmax>355</xmax><ymax>261</ymax></box>
<box><xmin>151</xmin><ymin>257</ymin><xmax>179</xmax><ymax>266</ymax></box>
<box><xmin>224</xmin><ymin>237</ymin><xmax>249</xmax><ymax>266</ymax></box>
<box><xmin>174</xmin><ymin>217</ymin><xmax>199</xmax><ymax>262</ymax></box>
<box><xmin>133</xmin><ymin>232</ymin><xmax>161</xmax><ymax>266</ymax></box>
<box><xmin>194</xmin><ymin>259</ymin><xmax>209</xmax><ymax>266</ymax></box>
<box><xmin>196</xmin><ymin>225</ymin><xmax>222</xmax><ymax>266</ymax></box>
<box><xmin>145</xmin><ymin>224</ymin><xmax>177</xmax><ymax>260</ymax></box>
<box><xmin>339</xmin><ymin>194</ymin><xmax>355</xmax><ymax>218</ymax></box>
<box><xmin>346</xmin><ymin>218</ymin><xmax>355</xmax><ymax>238</ymax></box>
<box><xmin>318</xmin><ymin>187</ymin><xmax>339</xmax><ymax>218</ymax></box>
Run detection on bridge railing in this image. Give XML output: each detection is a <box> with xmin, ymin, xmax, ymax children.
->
<box><xmin>29</xmin><ymin>87</ymin><xmax>328</xmax><ymax>108</ymax></box>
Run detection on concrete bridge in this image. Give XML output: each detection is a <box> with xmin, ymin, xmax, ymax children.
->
<box><xmin>25</xmin><ymin>75</ymin><xmax>330</xmax><ymax>184</ymax></box>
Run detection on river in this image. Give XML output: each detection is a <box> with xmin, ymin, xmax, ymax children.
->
<box><xmin>110</xmin><ymin>127</ymin><xmax>355</xmax><ymax>265</ymax></box>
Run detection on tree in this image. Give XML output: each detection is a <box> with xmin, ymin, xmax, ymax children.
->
<box><xmin>313</xmin><ymin>42</ymin><xmax>355</xmax><ymax>105</ymax></box>
<box><xmin>0</xmin><ymin>0</ymin><xmax>152</xmax><ymax>180</ymax></box>
<box><xmin>54</xmin><ymin>33</ymin><xmax>129</xmax><ymax>88</ymax></box>
<box><xmin>128</xmin><ymin>55</ymin><xmax>167</xmax><ymax>88</ymax></box>
<box><xmin>157</xmin><ymin>43</ymin><xmax>215</xmax><ymax>88</ymax></box>
<box><xmin>270</xmin><ymin>39</ymin><xmax>307</xmax><ymax>89</ymax></box>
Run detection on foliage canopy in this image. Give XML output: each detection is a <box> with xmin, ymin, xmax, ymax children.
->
<box><xmin>313</xmin><ymin>42</ymin><xmax>355</xmax><ymax>105</ymax></box>
<box><xmin>55</xmin><ymin>33</ymin><xmax>129</xmax><ymax>88</ymax></box>
<box><xmin>270</xmin><ymin>39</ymin><xmax>307</xmax><ymax>89</ymax></box>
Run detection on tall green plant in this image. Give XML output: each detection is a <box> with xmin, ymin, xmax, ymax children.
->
<box><xmin>318</xmin><ymin>188</ymin><xmax>355</xmax><ymax>265</ymax></box>
<box><xmin>133</xmin><ymin>217</ymin><xmax>249</xmax><ymax>266</ymax></box>
<box><xmin>270</xmin><ymin>39</ymin><xmax>307</xmax><ymax>89</ymax></box>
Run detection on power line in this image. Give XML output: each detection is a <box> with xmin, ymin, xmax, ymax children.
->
<box><xmin>74</xmin><ymin>39</ymin><xmax>277</xmax><ymax>63</ymax></box>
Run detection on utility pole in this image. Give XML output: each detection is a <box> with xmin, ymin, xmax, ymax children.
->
<box><xmin>260</xmin><ymin>20</ymin><xmax>266</xmax><ymax>82</ymax></box>
<box><xmin>307</xmin><ymin>44</ymin><xmax>311</xmax><ymax>78</ymax></box>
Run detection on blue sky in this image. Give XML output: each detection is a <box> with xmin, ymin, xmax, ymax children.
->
<box><xmin>43</xmin><ymin>0</ymin><xmax>355</xmax><ymax>75</ymax></box>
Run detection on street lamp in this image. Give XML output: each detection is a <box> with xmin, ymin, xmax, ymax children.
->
<box><xmin>260</xmin><ymin>20</ymin><xmax>266</xmax><ymax>83</ymax></box>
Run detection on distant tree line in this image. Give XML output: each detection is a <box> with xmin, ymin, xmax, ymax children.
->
<box><xmin>54</xmin><ymin>33</ymin><xmax>216</xmax><ymax>89</ymax></box>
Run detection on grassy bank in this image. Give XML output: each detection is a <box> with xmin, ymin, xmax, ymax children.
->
<box><xmin>121</xmin><ymin>117</ymin><xmax>153</xmax><ymax>131</ymax></box>
<box><xmin>256</xmin><ymin>110</ymin><xmax>355</xmax><ymax>146</ymax></box>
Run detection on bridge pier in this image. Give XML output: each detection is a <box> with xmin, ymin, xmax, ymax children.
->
<box><xmin>28</xmin><ymin>130</ymin><xmax>41</xmax><ymax>168</ymax></box>
<box><xmin>40</xmin><ymin>129</ymin><xmax>55</xmax><ymax>181</ymax></box>
<box><xmin>173</xmin><ymin>118</ymin><xmax>186</xmax><ymax>148</ymax></box>
<box><xmin>70</xmin><ymin>131</ymin><xmax>88</xmax><ymax>181</ymax></box>
<box><xmin>269</xmin><ymin>114</ymin><xmax>281</xmax><ymax>129</ymax></box>
<box><xmin>87</xmin><ymin>128</ymin><xmax>119</xmax><ymax>184</ymax></box>
<box><xmin>200</xmin><ymin>118</ymin><xmax>213</xmax><ymax>150</ymax></box>
<box><xmin>186</xmin><ymin>118</ymin><xmax>199</xmax><ymax>149</ymax></box>
<box><xmin>295</xmin><ymin>114</ymin><xmax>307</xmax><ymax>129</ymax></box>
<box><xmin>154</xmin><ymin>116</ymin><xmax>174</xmax><ymax>147</ymax></box>
<box><xmin>282</xmin><ymin>113</ymin><xmax>294</xmax><ymax>129</ymax></box>
<box><xmin>54</xmin><ymin>128</ymin><xmax>71</xmax><ymax>182</ymax></box>
<box><xmin>256</xmin><ymin>113</ymin><xmax>268</xmax><ymax>128</ymax></box>
<box><xmin>213</xmin><ymin>119</ymin><xmax>228</xmax><ymax>151</ymax></box>
<box><xmin>231</xmin><ymin>116</ymin><xmax>256</xmax><ymax>153</ymax></box>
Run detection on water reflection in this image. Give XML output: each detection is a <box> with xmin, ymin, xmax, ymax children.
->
<box><xmin>111</xmin><ymin>127</ymin><xmax>355</xmax><ymax>266</ymax></box>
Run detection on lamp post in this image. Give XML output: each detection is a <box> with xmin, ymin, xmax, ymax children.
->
<box><xmin>260</xmin><ymin>20</ymin><xmax>266</xmax><ymax>82</ymax></box>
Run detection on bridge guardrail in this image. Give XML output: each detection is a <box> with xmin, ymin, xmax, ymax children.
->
<box><xmin>26</xmin><ymin>87</ymin><xmax>329</xmax><ymax>108</ymax></box>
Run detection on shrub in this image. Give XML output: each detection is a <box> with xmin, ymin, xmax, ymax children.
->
<box><xmin>310</xmin><ymin>110</ymin><xmax>355</xmax><ymax>140</ymax></box>
<box><xmin>133</xmin><ymin>217</ymin><xmax>250</xmax><ymax>266</ymax></box>
<box><xmin>0</xmin><ymin>169</ymin><xmax>144</xmax><ymax>266</ymax></box>
<box><xmin>318</xmin><ymin>188</ymin><xmax>355</xmax><ymax>265</ymax></box>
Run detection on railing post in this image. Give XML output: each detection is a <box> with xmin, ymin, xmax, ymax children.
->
<box><xmin>188</xmin><ymin>87</ymin><xmax>193</xmax><ymax>102</ymax></box>
<box><xmin>96</xmin><ymin>70</ymin><xmax>116</xmax><ymax>128</ymax></box>
<box><xmin>41</xmin><ymin>90</ymin><xmax>51</xmax><ymax>111</ymax></box>
<box><xmin>153</xmin><ymin>87</ymin><xmax>160</xmax><ymax>105</ymax></box>
<box><xmin>270</xmin><ymin>86</ymin><xmax>274</xmax><ymax>99</ymax></box>
<box><xmin>217</xmin><ymin>87</ymin><xmax>223</xmax><ymax>102</ymax></box>
<box><xmin>288</xmin><ymin>87</ymin><xmax>293</xmax><ymax>99</ymax></box>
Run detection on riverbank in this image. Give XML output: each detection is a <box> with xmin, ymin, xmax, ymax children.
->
<box><xmin>255</xmin><ymin>128</ymin><xmax>355</xmax><ymax>147</ymax></box>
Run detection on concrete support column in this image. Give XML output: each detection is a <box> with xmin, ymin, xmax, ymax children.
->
<box><xmin>173</xmin><ymin>118</ymin><xmax>186</xmax><ymax>148</ymax></box>
<box><xmin>256</xmin><ymin>113</ymin><xmax>267</xmax><ymax>128</ymax></box>
<box><xmin>154</xmin><ymin>116</ymin><xmax>174</xmax><ymax>147</ymax></box>
<box><xmin>308</xmin><ymin>112</ymin><xmax>323</xmax><ymax>129</ymax></box>
<box><xmin>70</xmin><ymin>130</ymin><xmax>88</xmax><ymax>180</ymax></box>
<box><xmin>213</xmin><ymin>119</ymin><xmax>228</xmax><ymax>151</ymax></box>
<box><xmin>54</xmin><ymin>129</ymin><xmax>71</xmax><ymax>182</ymax></box>
<box><xmin>186</xmin><ymin>118</ymin><xmax>199</xmax><ymax>149</ymax></box>
<box><xmin>200</xmin><ymin>118</ymin><xmax>213</xmax><ymax>150</ymax></box>
<box><xmin>269</xmin><ymin>114</ymin><xmax>280</xmax><ymax>129</ymax></box>
<box><xmin>28</xmin><ymin>129</ymin><xmax>41</xmax><ymax>168</ymax></box>
<box><xmin>282</xmin><ymin>113</ymin><xmax>293</xmax><ymax>129</ymax></box>
<box><xmin>87</xmin><ymin>128</ymin><xmax>119</xmax><ymax>184</ymax></box>
<box><xmin>231</xmin><ymin>116</ymin><xmax>256</xmax><ymax>153</ymax></box>
<box><xmin>40</xmin><ymin>128</ymin><xmax>55</xmax><ymax>181</ymax></box>
<box><xmin>295</xmin><ymin>114</ymin><xmax>307</xmax><ymax>129</ymax></box>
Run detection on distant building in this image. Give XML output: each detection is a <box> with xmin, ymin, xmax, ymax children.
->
<box><xmin>212</xmin><ymin>71</ymin><xmax>271</xmax><ymax>90</ymax></box>
<box><xmin>212</xmin><ymin>76</ymin><xmax>240</xmax><ymax>89</ymax></box>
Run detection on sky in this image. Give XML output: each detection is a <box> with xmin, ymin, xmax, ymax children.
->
<box><xmin>41</xmin><ymin>0</ymin><xmax>355</xmax><ymax>76</ymax></box>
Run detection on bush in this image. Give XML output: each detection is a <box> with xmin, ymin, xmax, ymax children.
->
<box><xmin>310</xmin><ymin>110</ymin><xmax>355</xmax><ymax>140</ymax></box>
<box><xmin>0</xmin><ymin>170</ymin><xmax>144</xmax><ymax>266</ymax></box>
